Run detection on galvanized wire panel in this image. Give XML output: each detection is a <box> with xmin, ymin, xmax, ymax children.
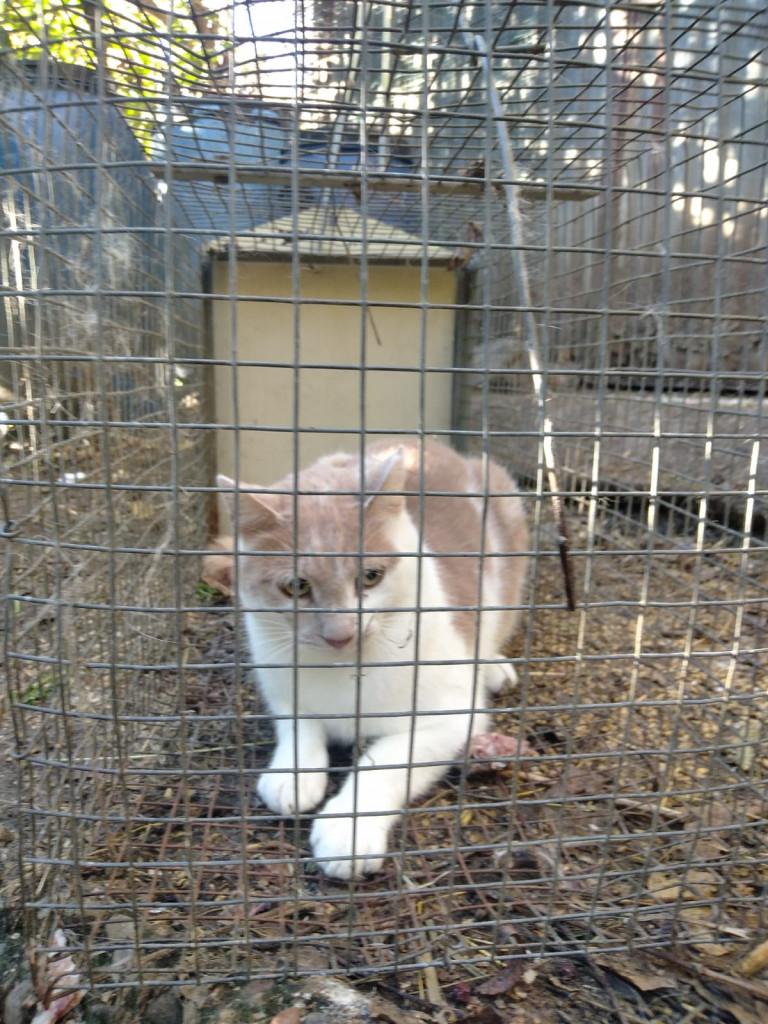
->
<box><xmin>1</xmin><ymin>0</ymin><xmax>767</xmax><ymax>1013</ymax></box>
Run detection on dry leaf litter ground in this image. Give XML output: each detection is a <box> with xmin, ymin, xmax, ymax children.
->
<box><xmin>1</xmin><ymin>461</ymin><xmax>767</xmax><ymax>1022</ymax></box>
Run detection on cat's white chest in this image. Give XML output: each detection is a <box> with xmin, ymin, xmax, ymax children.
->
<box><xmin>246</xmin><ymin>609</ymin><xmax>420</xmax><ymax>737</ymax></box>
<box><xmin>245</xmin><ymin>567</ymin><xmax>477</xmax><ymax>746</ymax></box>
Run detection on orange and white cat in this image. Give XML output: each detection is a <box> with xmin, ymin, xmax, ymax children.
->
<box><xmin>208</xmin><ymin>439</ymin><xmax>528</xmax><ymax>879</ymax></box>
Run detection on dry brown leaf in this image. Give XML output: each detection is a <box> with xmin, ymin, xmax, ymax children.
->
<box><xmin>685</xmin><ymin>868</ymin><xmax>722</xmax><ymax>888</ymax></box>
<box><xmin>456</xmin><ymin>1007</ymin><xmax>505</xmax><ymax>1024</ymax></box>
<box><xmin>270</xmin><ymin>1009</ymin><xmax>301</xmax><ymax>1024</ymax></box>
<box><xmin>0</xmin><ymin>823</ymin><xmax>17</xmax><ymax>843</ymax></box>
<box><xmin>647</xmin><ymin>871</ymin><xmax>682</xmax><ymax>902</ymax></box>
<box><xmin>723</xmin><ymin>1004</ymin><xmax>768</xmax><ymax>1024</ymax></box>
<box><xmin>689</xmin><ymin>977</ymin><xmax>767</xmax><ymax>1024</ymax></box>
<box><xmin>698</xmin><ymin>803</ymin><xmax>738</xmax><ymax>829</ymax></box>
<box><xmin>130</xmin><ymin>500</ymin><xmax>158</xmax><ymax>520</ymax></box>
<box><xmin>595</xmin><ymin>954</ymin><xmax>678</xmax><ymax>993</ymax></box>
<box><xmin>680</xmin><ymin>906</ymin><xmax>718</xmax><ymax>926</ymax></box>
<box><xmin>692</xmin><ymin>836</ymin><xmax>731</xmax><ymax>860</ymax></box>
<box><xmin>369</xmin><ymin>994</ymin><xmax>429</xmax><ymax>1024</ymax></box>
<box><xmin>541</xmin><ymin>769</ymin><xmax>611</xmax><ymax>800</ymax></box>
<box><xmin>475</xmin><ymin>963</ymin><xmax>525</xmax><ymax>996</ymax></box>
<box><xmin>695</xmin><ymin>943</ymin><xmax>733</xmax><ymax>958</ymax></box>
<box><xmin>741</xmin><ymin>938</ymin><xmax>768</xmax><ymax>977</ymax></box>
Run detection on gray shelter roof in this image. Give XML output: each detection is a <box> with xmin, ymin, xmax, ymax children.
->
<box><xmin>206</xmin><ymin>205</ymin><xmax>456</xmax><ymax>263</ymax></box>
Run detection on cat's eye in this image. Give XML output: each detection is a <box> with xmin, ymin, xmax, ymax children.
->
<box><xmin>282</xmin><ymin>578</ymin><xmax>311</xmax><ymax>598</ymax></box>
<box><xmin>361</xmin><ymin>568</ymin><xmax>384</xmax><ymax>588</ymax></box>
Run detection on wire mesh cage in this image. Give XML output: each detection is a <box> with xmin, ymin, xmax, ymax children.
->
<box><xmin>1</xmin><ymin>0</ymin><xmax>767</xmax><ymax>1019</ymax></box>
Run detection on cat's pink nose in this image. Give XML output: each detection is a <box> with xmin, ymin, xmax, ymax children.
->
<box><xmin>324</xmin><ymin>634</ymin><xmax>355</xmax><ymax>650</ymax></box>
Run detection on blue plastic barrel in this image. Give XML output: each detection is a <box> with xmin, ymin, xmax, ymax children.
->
<box><xmin>0</xmin><ymin>59</ymin><xmax>199</xmax><ymax>420</ymax></box>
<box><xmin>0</xmin><ymin>58</ymin><xmax>162</xmax><ymax>390</ymax></box>
<box><xmin>0</xmin><ymin>61</ymin><xmax>156</xmax><ymax>291</ymax></box>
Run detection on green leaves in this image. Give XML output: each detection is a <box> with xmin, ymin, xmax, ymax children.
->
<box><xmin>1</xmin><ymin>0</ymin><xmax>229</xmax><ymax>151</ymax></box>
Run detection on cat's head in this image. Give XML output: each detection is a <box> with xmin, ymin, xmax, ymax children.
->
<box><xmin>209</xmin><ymin>447</ymin><xmax>416</xmax><ymax>652</ymax></box>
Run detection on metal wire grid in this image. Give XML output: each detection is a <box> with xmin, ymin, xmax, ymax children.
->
<box><xmin>0</xmin><ymin>28</ymin><xmax>208</xmax><ymax>981</ymax></box>
<box><xmin>0</xmin><ymin>0</ymin><xmax>766</xmax><ymax>1004</ymax></box>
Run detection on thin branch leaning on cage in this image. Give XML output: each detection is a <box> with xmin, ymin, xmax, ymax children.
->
<box><xmin>206</xmin><ymin>439</ymin><xmax>529</xmax><ymax>880</ymax></box>
<box><xmin>447</xmin><ymin>219</ymin><xmax>485</xmax><ymax>272</ymax></box>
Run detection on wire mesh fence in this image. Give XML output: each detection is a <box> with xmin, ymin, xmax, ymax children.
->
<box><xmin>1</xmin><ymin>0</ymin><xmax>767</xmax><ymax>1018</ymax></box>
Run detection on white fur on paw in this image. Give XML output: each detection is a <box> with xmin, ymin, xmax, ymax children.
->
<box><xmin>257</xmin><ymin>769</ymin><xmax>328</xmax><ymax>816</ymax></box>
<box><xmin>483</xmin><ymin>660</ymin><xmax>518</xmax><ymax>695</ymax></box>
<box><xmin>310</xmin><ymin>808</ymin><xmax>392</xmax><ymax>880</ymax></box>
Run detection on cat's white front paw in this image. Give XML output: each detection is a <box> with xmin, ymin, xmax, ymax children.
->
<box><xmin>309</xmin><ymin>804</ymin><xmax>393</xmax><ymax>879</ymax></box>
<box><xmin>257</xmin><ymin>768</ymin><xmax>328</xmax><ymax>816</ymax></box>
<box><xmin>483</xmin><ymin>660</ymin><xmax>518</xmax><ymax>695</ymax></box>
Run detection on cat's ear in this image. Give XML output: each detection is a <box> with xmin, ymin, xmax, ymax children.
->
<box><xmin>216</xmin><ymin>474</ymin><xmax>282</xmax><ymax>536</ymax></box>
<box><xmin>364</xmin><ymin>448</ymin><xmax>406</xmax><ymax>513</ymax></box>
<box><xmin>201</xmin><ymin>536</ymin><xmax>235</xmax><ymax>596</ymax></box>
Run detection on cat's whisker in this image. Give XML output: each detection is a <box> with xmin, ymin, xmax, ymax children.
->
<box><xmin>245</xmin><ymin>629</ymin><xmax>294</xmax><ymax>651</ymax></box>
<box><xmin>374</xmin><ymin>619</ymin><xmax>415</xmax><ymax>651</ymax></box>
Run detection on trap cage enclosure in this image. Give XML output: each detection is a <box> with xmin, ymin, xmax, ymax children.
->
<box><xmin>1</xmin><ymin>0</ymin><xmax>768</xmax><ymax>1017</ymax></box>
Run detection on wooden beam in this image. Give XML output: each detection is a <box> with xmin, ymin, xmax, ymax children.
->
<box><xmin>148</xmin><ymin>162</ymin><xmax>600</xmax><ymax>202</ymax></box>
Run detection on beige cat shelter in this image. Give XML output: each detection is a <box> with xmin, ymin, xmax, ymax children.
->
<box><xmin>206</xmin><ymin>206</ymin><xmax>457</xmax><ymax>488</ymax></box>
